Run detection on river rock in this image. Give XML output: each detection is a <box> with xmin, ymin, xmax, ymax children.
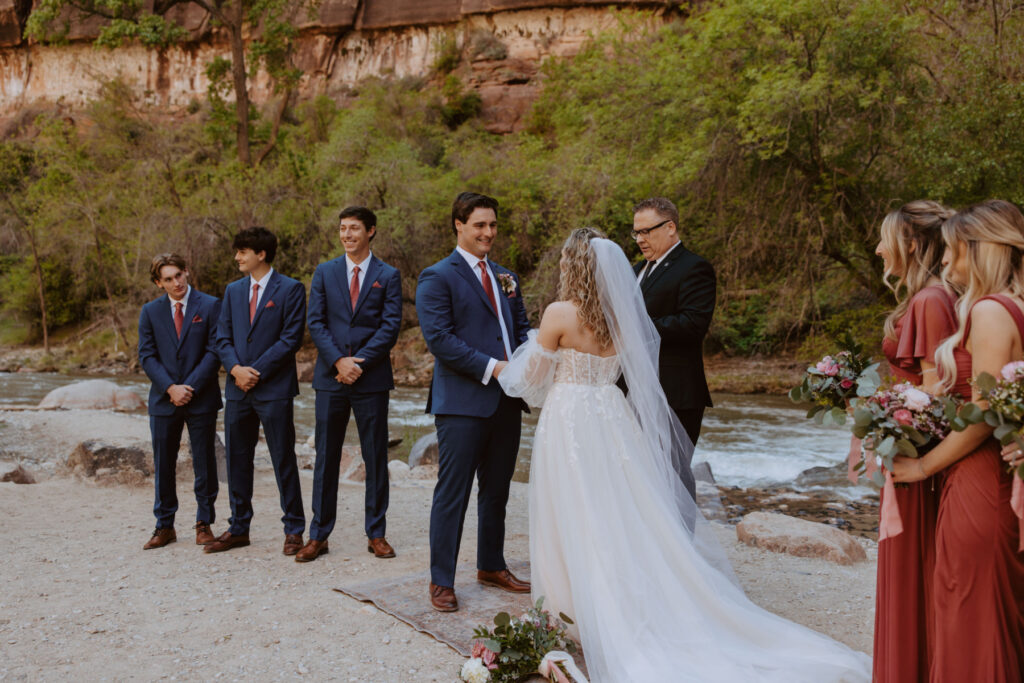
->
<box><xmin>0</xmin><ymin>463</ymin><xmax>35</xmax><ymax>484</ymax></box>
<box><xmin>692</xmin><ymin>461</ymin><xmax>715</xmax><ymax>484</ymax></box>
<box><xmin>347</xmin><ymin>462</ymin><xmax>366</xmax><ymax>482</ymax></box>
<box><xmin>408</xmin><ymin>432</ymin><xmax>438</xmax><ymax>468</ymax></box>
<box><xmin>409</xmin><ymin>464</ymin><xmax>439</xmax><ymax>480</ymax></box>
<box><xmin>695</xmin><ymin>480</ymin><xmax>726</xmax><ymax>521</ymax></box>
<box><xmin>795</xmin><ymin>463</ymin><xmax>849</xmax><ymax>488</ymax></box>
<box><xmin>387</xmin><ymin>459</ymin><xmax>411</xmax><ymax>481</ymax></box>
<box><xmin>67</xmin><ymin>439</ymin><xmax>153</xmax><ymax>479</ymax></box>
<box><xmin>38</xmin><ymin>380</ymin><xmax>145</xmax><ymax>412</ymax></box>
<box><xmin>296</xmin><ymin>360</ymin><xmax>315</xmax><ymax>383</ymax></box>
<box><xmin>736</xmin><ymin>511</ymin><xmax>868</xmax><ymax>565</ymax></box>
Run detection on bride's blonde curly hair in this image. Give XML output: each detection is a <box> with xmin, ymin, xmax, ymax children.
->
<box><xmin>558</xmin><ymin>227</ymin><xmax>613</xmax><ymax>349</ymax></box>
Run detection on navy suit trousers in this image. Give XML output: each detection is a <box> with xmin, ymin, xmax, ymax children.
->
<box><xmin>224</xmin><ymin>396</ymin><xmax>305</xmax><ymax>536</ymax></box>
<box><xmin>150</xmin><ymin>411</ymin><xmax>219</xmax><ymax>528</ymax></box>
<box><xmin>429</xmin><ymin>394</ymin><xmax>522</xmax><ymax>587</ymax></box>
<box><xmin>310</xmin><ymin>390</ymin><xmax>390</xmax><ymax>541</ymax></box>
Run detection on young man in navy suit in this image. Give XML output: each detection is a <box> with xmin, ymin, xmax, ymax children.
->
<box><xmin>416</xmin><ymin>192</ymin><xmax>531</xmax><ymax>612</ymax></box>
<box><xmin>137</xmin><ymin>253</ymin><xmax>223</xmax><ymax>549</ymax></box>
<box><xmin>206</xmin><ymin>227</ymin><xmax>307</xmax><ymax>555</ymax></box>
<box><xmin>298</xmin><ymin>206</ymin><xmax>403</xmax><ymax>563</ymax></box>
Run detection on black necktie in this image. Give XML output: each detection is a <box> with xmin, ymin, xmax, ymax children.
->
<box><xmin>642</xmin><ymin>262</ymin><xmax>657</xmax><ymax>284</ymax></box>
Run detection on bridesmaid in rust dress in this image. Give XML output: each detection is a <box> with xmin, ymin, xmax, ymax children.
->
<box><xmin>894</xmin><ymin>199</ymin><xmax>1024</xmax><ymax>683</ymax></box>
<box><xmin>873</xmin><ymin>200</ymin><xmax>957</xmax><ymax>683</ymax></box>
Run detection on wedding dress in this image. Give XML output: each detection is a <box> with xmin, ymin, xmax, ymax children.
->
<box><xmin>499</xmin><ymin>239</ymin><xmax>871</xmax><ymax>683</ymax></box>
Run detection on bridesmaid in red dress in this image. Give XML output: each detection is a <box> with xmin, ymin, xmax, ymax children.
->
<box><xmin>894</xmin><ymin>199</ymin><xmax>1024</xmax><ymax>683</ymax></box>
<box><xmin>873</xmin><ymin>200</ymin><xmax>958</xmax><ymax>683</ymax></box>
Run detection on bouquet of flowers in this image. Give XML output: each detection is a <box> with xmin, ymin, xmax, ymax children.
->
<box><xmin>968</xmin><ymin>361</ymin><xmax>1024</xmax><ymax>478</ymax></box>
<box><xmin>460</xmin><ymin>598</ymin><xmax>583</xmax><ymax>683</ymax></box>
<box><xmin>790</xmin><ymin>335</ymin><xmax>882</xmax><ymax>426</ymax></box>
<box><xmin>850</xmin><ymin>383</ymin><xmax>961</xmax><ymax>486</ymax></box>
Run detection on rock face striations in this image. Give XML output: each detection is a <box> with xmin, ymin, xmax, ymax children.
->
<box><xmin>0</xmin><ymin>1</ymin><xmax>678</xmax><ymax>132</ymax></box>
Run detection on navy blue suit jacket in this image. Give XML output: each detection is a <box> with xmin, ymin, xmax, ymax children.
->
<box><xmin>138</xmin><ymin>288</ymin><xmax>223</xmax><ymax>416</ymax></box>
<box><xmin>416</xmin><ymin>250</ymin><xmax>529</xmax><ymax>418</ymax></box>
<box><xmin>216</xmin><ymin>271</ymin><xmax>306</xmax><ymax>402</ymax></box>
<box><xmin>307</xmin><ymin>255</ymin><xmax>403</xmax><ymax>394</ymax></box>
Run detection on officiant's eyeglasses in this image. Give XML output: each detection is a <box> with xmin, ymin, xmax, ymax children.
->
<box><xmin>631</xmin><ymin>219</ymin><xmax>671</xmax><ymax>240</ymax></box>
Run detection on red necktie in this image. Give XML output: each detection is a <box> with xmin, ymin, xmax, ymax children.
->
<box><xmin>174</xmin><ymin>302</ymin><xmax>184</xmax><ymax>338</ymax></box>
<box><xmin>478</xmin><ymin>262</ymin><xmax>500</xmax><ymax>318</ymax></box>
<box><xmin>350</xmin><ymin>265</ymin><xmax>360</xmax><ymax>311</ymax></box>
<box><xmin>249</xmin><ymin>283</ymin><xmax>259</xmax><ymax>323</ymax></box>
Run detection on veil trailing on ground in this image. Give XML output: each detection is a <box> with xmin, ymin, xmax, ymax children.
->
<box><xmin>589</xmin><ymin>238</ymin><xmax>737</xmax><ymax>582</ymax></box>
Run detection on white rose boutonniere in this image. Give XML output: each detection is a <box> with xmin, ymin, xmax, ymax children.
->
<box><xmin>496</xmin><ymin>273</ymin><xmax>517</xmax><ymax>297</ymax></box>
<box><xmin>460</xmin><ymin>657</ymin><xmax>491</xmax><ymax>682</ymax></box>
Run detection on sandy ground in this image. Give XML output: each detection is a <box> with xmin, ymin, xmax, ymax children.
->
<box><xmin>0</xmin><ymin>410</ymin><xmax>875</xmax><ymax>681</ymax></box>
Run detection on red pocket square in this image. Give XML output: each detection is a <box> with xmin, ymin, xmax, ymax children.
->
<box><xmin>372</xmin><ymin>281</ymin><xmax>382</xmax><ymax>288</ymax></box>
<box><xmin>191</xmin><ymin>314</ymin><xmax>202</xmax><ymax>323</ymax></box>
<box><xmin>264</xmin><ymin>300</ymin><xmax>275</xmax><ymax>308</ymax></box>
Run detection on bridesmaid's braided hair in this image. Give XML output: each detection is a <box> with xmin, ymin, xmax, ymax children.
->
<box><xmin>559</xmin><ymin>228</ymin><xmax>613</xmax><ymax>350</ymax></box>
<box><xmin>936</xmin><ymin>200</ymin><xmax>1024</xmax><ymax>392</ymax></box>
<box><xmin>880</xmin><ymin>200</ymin><xmax>956</xmax><ymax>343</ymax></box>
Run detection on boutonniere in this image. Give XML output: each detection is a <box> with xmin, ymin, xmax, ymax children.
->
<box><xmin>496</xmin><ymin>272</ymin><xmax>517</xmax><ymax>297</ymax></box>
<box><xmin>191</xmin><ymin>314</ymin><xmax>202</xmax><ymax>324</ymax></box>
<box><xmin>264</xmin><ymin>300</ymin><xmax>276</xmax><ymax>308</ymax></box>
<box><xmin>371</xmin><ymin>281</ymin><xmax>382</xmax><ymax>288</ymax></box>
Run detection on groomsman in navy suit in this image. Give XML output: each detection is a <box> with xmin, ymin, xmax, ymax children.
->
<box><xmin>138</xmin><ymin>253</ymin><xmax>222</xmax><ymax>550</ymax></box>
<box><xmin>416</xmin><ymin>192</ymin><xmax>531</xmax><ymax>612</ymax></box>
<box><xmin>297</xmin><ymin>207</ymin><xmax>403</xmax><ymax>563</ymax></box>
<box><xmin>206</xmin><ymin>227</ymin><xmax>307</xmax><ymax>555</ymax></box>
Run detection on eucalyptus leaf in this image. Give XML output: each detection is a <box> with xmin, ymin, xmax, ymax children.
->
<box><xmin>876</xmin><ymin>436</ymin><xmax>896</xmax><ymax>457</ymax></box>
<box><xmin>853</xmin><ymin>407</ymin><xmax>873</xmax><ymax>427</ymax></box>
<box><xmin>788</xmin><ymin>386</ymin><xmax>803</xmax><ymax>403</ymax></box>
<box><xmin>494</xmin><ymin>612</ymin><xmax>511</xmax><ymax>627</ymax></box>
<box><xmin>483</xmin><ymin>638</ymin><xmax>502</xmax><ymax>653</ymax></box>
<box><xmin>959</xmin><ymin>403</ymin><xmax>983</xmax><ymax>424</ymax></box>
<box><xmin>830</xmin><ymin>407</ymin><xmax>847</xmax><ymax>425</ymax></box>
<box><xmin>951</xmin><ymin>417</ymin><xmax>967</xmax><ymax>432</ymax></box>
<box><xmin>559</xmin><ymin>612</ymin><xmax>574</xmax><ymax>625</ymax></box>
<box><xmin>985</xmin><ymin>412</ymin><xmax>1002</xmax><ymax>428</ymax></box>
<box><xmin>851</xmin><ymin>425</ymin><xmax>869</xmax><ymax>439</ymax></box>
<box><xmin>895</xmin><ymin>438</ymin><xmax>919</xmax><ymax>457</ymax></box>
<box><xmin>807</xmin><ymin>406</ymin><xmax>821</xmax><ymax>420</ymax></box>
<box><xmin>994</xmin><ymin>423</ymin><xmax>1016</xmax><ymax>444</ymax></box>
<box><xmin>871</xmin><ymin>470</ymin><xmax>886</xmax><ymax>487</ymax></box>
<box><xmin>976</xmin><ymin>372</ymin><xmax>998</xmax><ymax>394</ymax></box>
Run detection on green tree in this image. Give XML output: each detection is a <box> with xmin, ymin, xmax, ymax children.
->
<box><xmin>27</xmin><ymin>0</ymin><xmax>308</xmax><ymax>166</ymax></box>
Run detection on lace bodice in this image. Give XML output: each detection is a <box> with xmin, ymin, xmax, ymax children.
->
<box><xmin>553</xmin><ymin>347</ymin><xmax>621</xmax><ymax>386</ymax></box>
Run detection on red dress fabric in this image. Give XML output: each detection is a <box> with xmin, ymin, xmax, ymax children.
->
<box><xmin>874</xmin><ymin>286</ymin><xmax>960</xmax><ymax>683</ymax></box>
<box><xmin>931</xmin><ymin>294</ymin><xmax>1024</xmax><ymax>683</ymax></box>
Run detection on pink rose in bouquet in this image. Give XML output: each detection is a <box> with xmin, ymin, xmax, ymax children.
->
<box><xmin>1000</xmin><ymin>360</ymin><xmax>1024</xmax><ymax>382</ymax></box>
<box><xmin>472</xmin><ymin>641</ymin><xmax>498</xmax><ymax>670</ymax></box>
<box><xmin>892</xmin><ymin>409</ymin><xmax>913</xmax><ymax>426</ymax></box>
<box><xmin>790</xmin><ymin>335</ymin><xmax>881</xmax><ymax>426</ymax></box>
<box><xmin>815</xmin><ymin>357</ymin><xmax>840</xmax><ymax>376</ymax></box>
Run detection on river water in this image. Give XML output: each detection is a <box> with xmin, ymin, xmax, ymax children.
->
<box><xmin>0</xmin><ymin>372</ymin><xmax>872</xmax><ymax>497</ymax></box>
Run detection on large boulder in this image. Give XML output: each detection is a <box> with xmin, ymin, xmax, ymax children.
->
<box><xmin>66</xmin><ymin>440</ymin><xmax>152</xmax><ymax>484</ymax></box>
<box><xmin>408</xmin><ymin>432</ymin><xmax>438</xmax><ymax>468</ymax></box>
<box><xmin>736</xmin><ymin>511</ymin><xmax>868</xmax><ymax>566</ymax></box>
<box><xmin>39</xmin><ymin>379</ymin><xmax>145</xmax><ymax>412</ymax></box>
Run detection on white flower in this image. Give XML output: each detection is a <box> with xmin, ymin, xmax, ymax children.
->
<box><xmin>902</xmin><ymin>387</ymin><xmax>931</xmax><ymax>412</ymax></box>
<box><xmin>461</xmin><ymin>658</ymin><xmax>491</xmax><ymax>683</ymax></box>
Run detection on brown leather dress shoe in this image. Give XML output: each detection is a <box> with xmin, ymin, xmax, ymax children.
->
<box><xmin>193</xmin><ymin>521</ymin><xmax>215</xmax><ymax>546</ymax></box>
<box><xmin>203</xmin><ymin>531</ymin><xmax>250</xmax><ymax>554</ymax></box>
<box><xmin>477</xmin><ymin>568</ymin><xmax>531</xmax><ymax>593</ymax></box>
<box><xmin>143</xmin><ymin>528</ymin><xmax>176</xmax><ymax>550</ymax></box>
<box><xmin>295</xmin><ymin>539</ymin><xmax>329</xmax><ymax>563</ymax></box>
<box><xmin>429</xmin><ymin>582</ymin><xmax>458</xmax><ymax>612</ymax></box>
<box><xmin>283</xmin><ymin>534</ymin><xmax>303</xmax><ymax>556</ymax></box>
<box><xmin>367</xmin><ymin>537</ymin><xmax>396</xmax><ymax>558</ymax></box>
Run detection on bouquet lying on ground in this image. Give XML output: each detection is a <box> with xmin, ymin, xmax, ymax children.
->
<box><xmin>966</xmin><ymin>361</ymin><xmax>1024</xmax><ymax>478</ymax></box>
<box><xmin>789</xmin><ymin>335</ymin><xmax>882</xmax><ymax>426</ymax></box>
<box><xmin>460</xmin><ymin>598</ymin><xmax>584</xmax><ymax>683</ymax></box>
<box><xmin>850</xmin><ymin>383</ymin><xmax>962</xmax><ymax>485</ymax></box>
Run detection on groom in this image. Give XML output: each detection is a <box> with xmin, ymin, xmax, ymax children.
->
<box><xmin>416</xmin><ymin>192</ymin><xmax>531</xmax><ymax>612</ymax></box>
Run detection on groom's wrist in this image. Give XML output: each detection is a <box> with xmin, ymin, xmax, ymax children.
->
<box><xmin>481</xmin><ymin>358</ymin><xmax>498</xmax><ymax>385</ymax></box>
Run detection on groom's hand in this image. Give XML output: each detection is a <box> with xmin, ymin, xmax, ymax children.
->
<box><xmin>493</xmin><ymin>360</ymin><xmax>509</xmax><ymax>378</ymax></box>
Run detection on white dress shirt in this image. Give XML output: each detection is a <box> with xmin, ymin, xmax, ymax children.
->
<box><xmin>249</xmin><ymin>268</ymin><xmax>274</xmax><ymax>308</ymax></box>
<box><xmin>455</xmin><ymin>245</ymin><xmax>513</xmax><ymax>384</ymax></box>
<box><xmin>637</xmin><ymin>240</ymin><xmax>681</xmax><ymax>282</ymax></box>
<box><xmin>169</xmin><ymin>285</ymin><xmax>191</xmax><ymax>318</ymax></box>
<box><xmin>346</xmin><ymin>252</ymin><xmax>373</xmax><ymax>292</ymax></box>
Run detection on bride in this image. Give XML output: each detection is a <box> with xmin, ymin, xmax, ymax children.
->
<box><xmin>498</xmin><ymin>228</ymin><xmax>871</xmax><ymax>682</ymax></box>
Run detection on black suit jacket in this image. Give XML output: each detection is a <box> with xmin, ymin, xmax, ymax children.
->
<box><xmin>634</xmin><ymin>243</ymin><xmax>716</xmax><ymax>410</ymax></box>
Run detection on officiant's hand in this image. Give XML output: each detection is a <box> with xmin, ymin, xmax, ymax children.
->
<box><xmin>493</xmin><ymin>360</ymin><xmax>508</xmax><ymax>378</ymax></box>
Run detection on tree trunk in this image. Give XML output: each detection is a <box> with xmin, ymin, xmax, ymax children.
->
<box><xmin>89</xmin><ymin>220</ymin><xmax>131</xmax><ymax>351</ymax></box>
<box><xmin>27</xmin><ymin>231</ymin><xmax>49</xmax><ymax>352</ymax></box>
<box><xmin>228</xmin><ymin>2</ymin><xmax>251</xmax><ymax>166</ymax></box>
